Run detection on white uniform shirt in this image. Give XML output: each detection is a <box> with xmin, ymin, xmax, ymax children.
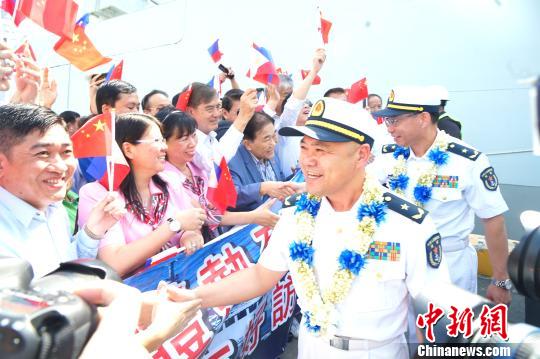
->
<box><xmin>370</xmin><ymin>131</ymin><xmax>509</xmax><ymax>252</ymax></box>
<box><xmin>0</xmin><ymin>186</ymin><xmax>98</xmax><ymax>278</ymax></box>
<box><xmin>259</xmin><ymin>185</ymin><xmax>450</xmax><ymax>341</ymax></box>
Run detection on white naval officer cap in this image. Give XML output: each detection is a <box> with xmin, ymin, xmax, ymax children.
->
<box><xmin>372</xmin><ymin>85</ymin><xmax>441</xmax><ymax>118</ymax></box>
<box><xmin>278</xmin><ymin>97</ymin><xmax>377</xmax><ymax>148</ymax></box>
<box><xmin>429</xmin><ymin>85</ymin><xmax>450</xmax><ymax>102</ymax></box>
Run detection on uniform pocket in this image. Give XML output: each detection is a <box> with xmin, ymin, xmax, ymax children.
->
<box><xmin>348</xmin><ymin>261</ymin><xmax>406</xmax><ymax>312</ymax></box>
<box><xmin>430</xmin><ymin>188</ymin><xmax>462</xmax><ymax>203</ymax></box>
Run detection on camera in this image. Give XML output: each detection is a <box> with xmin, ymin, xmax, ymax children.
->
<box><xmin>0</xmin><ymin>258</ymin><xmax>120</xmax><ymax>359</ymax></box>
<box><xmin>218</xmin><ymin>64</ymin><xmax>234</xmax><ymax>79</ymax></box>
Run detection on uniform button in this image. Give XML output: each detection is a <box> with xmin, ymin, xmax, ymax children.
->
<box><xmin>442</xmin><ymin>196</ymin><xmax>447</xmax><ymax>201</ymax></box>
<box><xmin>376</xmin><ymin>272</ymin><xmax>383</xmax><ymax>280</ymax></box>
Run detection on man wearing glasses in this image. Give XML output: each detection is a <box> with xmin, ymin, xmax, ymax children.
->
<box><xmin>370</xmin><ymin>86</ymin><xmax>511</xmax><ymax>306</ymax></box>
<box><xmin>185</xmin><ymin>83</ymin><xmax>259</xmax><ymax>175</ymax></box>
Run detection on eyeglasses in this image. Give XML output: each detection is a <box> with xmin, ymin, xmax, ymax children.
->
<box><xmin>135</xmin><ymin>137</ymin><xmax>166</xmax><ymax>144</ymax></box>
<box><xmin>383</xmin><ymin>113</ymin><xmax>418</xmax><ymax>126</ymax></box>
<box><xmin>204</xmin><ymin>104</ymin><xmax>222</xmax><ymax>114</ymax></box>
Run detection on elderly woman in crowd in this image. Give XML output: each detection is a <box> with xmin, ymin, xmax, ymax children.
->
<box><xmin>78</xmin><ymin>113</ymin><xmax>206</xmax><ymax>277</ymax></box>
<box><xmin>161</xmin><ymin>111</ymin><xmax>279</xmax><ymax>242</ymax></box>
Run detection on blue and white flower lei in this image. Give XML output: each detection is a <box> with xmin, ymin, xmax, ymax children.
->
<box><xmin>388</xmin><ymin>132</ymin><xmax>450</xmax><ymax>206</ymax></box>
<box><xmin>288</xmin><ymin>174</ymin><xmax>387</xmax><ymax>337</ymax></box>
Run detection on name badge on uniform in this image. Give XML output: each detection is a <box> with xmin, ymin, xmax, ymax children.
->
<box><xmin>426</xmin><ymin>233</ymin><xmax>442</xmax><ymax>268</ymax></box>
<box><xmin>367</xmin><ymin>241</ymin><xmax>400</xmax><ymax>261</ymax></box>
<box><xmin>432</xmin><ymin>175</ymin><xmax>459</xmax><ymax>188</ymax></box>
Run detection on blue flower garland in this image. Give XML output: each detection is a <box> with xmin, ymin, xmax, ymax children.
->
<box><xmin>389</xmin><ymin>142</ymin><xmax>450</xmax><ymax>206</ymax></box>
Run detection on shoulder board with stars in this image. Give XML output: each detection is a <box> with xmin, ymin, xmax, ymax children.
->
<box><xmin>381</xmin><ymin>144</ymin><xmax>398</xmax><ymax>154</ymax></box>
<box><xmin>383</xmin><ymin>192</ymin><xmax>428</xmax><ymax>224</ymax></box>
<box><xmin>282</xmin><ymin>193</ymin><xmax>303</xmax><ymax>209</ymax></box>
<box><xmin>447</xmin><ymin>142</ymin><xmax>481</xmax><ymax>161</ymax></box>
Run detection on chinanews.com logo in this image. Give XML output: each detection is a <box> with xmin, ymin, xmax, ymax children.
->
<box><xmin>415</xmin><ymin>302</ymin><xmax>512</xmax><ymax>358</ymax></box>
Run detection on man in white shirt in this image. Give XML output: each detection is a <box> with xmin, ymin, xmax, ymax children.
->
<box><xmin>0</xmin><ymin>103</ymin><xmax>125</xmax><ymax>277</ymax></box>
<box><xmin>370</xmin><ymin>86</ymin><xmax>511</xmax><ymax>305</ymax></box>
<box><xmin>166</xmin><ymin>98</ymin><xmax>449</xmax><ymax>358</ymax></box>
<box><xmin>186</xmin><ymin>83</ymin><xmax>257</xmax><ymax>169</ymax></box>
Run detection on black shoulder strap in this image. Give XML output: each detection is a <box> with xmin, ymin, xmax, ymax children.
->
<box><xmin>447</xmin><ymin>142</ymin><xmax>481</xmax><ymax>161</ymax></box>
<box><xmin>383</xmin><ymin>192</ymin><xmax>428</xmax><ymax>224</ymax></box>
<box><xmin>381</xmin><ymin>144</ymin><xmax>398</xmax><ymax>154</ymax></box>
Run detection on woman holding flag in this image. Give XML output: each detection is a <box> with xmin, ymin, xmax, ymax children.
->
<box><xmin>77</xmin><ymin>113</ymin><xmax>207</xmax><ymax>277</ymax></box>
<box><xmin>162</xmin><ymin>111</ymin><xmax>280</xmax><ymax>242</ymax></box>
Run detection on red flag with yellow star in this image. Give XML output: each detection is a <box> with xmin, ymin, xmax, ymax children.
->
<box><xmin>53</xmin><ymin>24</ymin><xmax>111</xmax><ymax>71</ymax></box>
<box><xmin>71</xmin><ymin>113</ymin><xmax>112</xmax><ymax>158</ymax></box>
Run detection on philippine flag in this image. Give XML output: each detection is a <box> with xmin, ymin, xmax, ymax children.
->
<box><xmin>246</xmin><ymin>43</ymin><xmax>280</xmax><ymax>86</ymax></box>
<box><xmin>207</xmin><ymin>39</ymin><xmax>223</xmax><ymax>63</ymax></box>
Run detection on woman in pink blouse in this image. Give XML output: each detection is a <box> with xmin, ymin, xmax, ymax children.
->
<box><xmin>161</xmin><ymin>111</ymin><xmax>279</xmax><ymax>242</ymax></box>
<box><xmin>78</xmin><ymin>113</ymin><xmax>206</xmax><ymax>277</ymax></box>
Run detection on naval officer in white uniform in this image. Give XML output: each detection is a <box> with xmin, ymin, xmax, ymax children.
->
<box><xmin>167</xmin><ymin>97</ymin><xmax>450</xmax><ymax>358</ymax></box>
<box><xmin>370</xmin><ymin>86</ymin><xmax>511</xmax><ymax>305</ymax></box>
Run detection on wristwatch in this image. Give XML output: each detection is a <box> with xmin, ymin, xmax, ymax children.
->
<box><xmin>491</xmin><ymin>278</ymin><xmax>513</xmax><ymax>291</ymax></box>
<box><xmin>166</xmin><ymin>218</ymin><xmax>182</xmax><ymax>233</ymax></box>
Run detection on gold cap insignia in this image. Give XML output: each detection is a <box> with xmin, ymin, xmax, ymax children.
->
<box><xmin>389</xmin><ymin>90</ymin><xmax>395</xmax><ymax>102</ymax></box>
<box><xmin>310</xmin><ymin>100</ymin><xmax>325</xmax><ymax>117</ymax></box>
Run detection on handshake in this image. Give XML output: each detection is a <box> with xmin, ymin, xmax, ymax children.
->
<box><xmin>77</xmin><ymin>280</ymin><xmax>201</xmax><ymax>358</ymax></box>
<box><xmin>260</xmin><ymin>181</ymin><xmax>305</xmax><ymax>202</ymax></box>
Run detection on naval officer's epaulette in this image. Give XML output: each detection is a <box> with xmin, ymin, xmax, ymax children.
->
<box><xmin>282</xmin><ymin>193</ymin><xmax>303</xmax><ymax>209</ymax></box>
<box><xmin>383</xmin><ymin>192</ymin><xmax>428</xmax><ymax>224</ymax></box>
<box><xmin>446</xmin><ymin>142</ymin><xmax>481</xmax><ymax>161</ymax></box>
<box><xmin>381</xmin><ymin>143</ymin><xmax>398</xmax><ymax>154</ymax></box>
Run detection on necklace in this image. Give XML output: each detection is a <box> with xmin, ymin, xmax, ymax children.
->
<box><xmin>288</xmin><ymin>174</ymin><xmax>387</xmax><ymax>337</ymax></box>
<box><xmin>388</xmin><ymin>132</ymin><xmax>450</xmax><ymax>206</ymax></box>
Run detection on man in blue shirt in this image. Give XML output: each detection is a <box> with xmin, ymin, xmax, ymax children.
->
<box><xmin>0</xmin><ymin>104</ymin><xmax>125</xmax><ymax>277</ymax></box>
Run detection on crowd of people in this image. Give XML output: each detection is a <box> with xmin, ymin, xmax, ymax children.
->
<box><xmin>0</xmin><ymin>37</ymin><xmax>512</xmax><ymax>358</ymax></box>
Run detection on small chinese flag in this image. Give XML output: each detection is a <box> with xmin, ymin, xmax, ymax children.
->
<box><xmin>347</xmin><ymin>77</ymin><xmax>369</xmax><ymax>104</ymax></box>
<box><xmin>71</xmin><ymin>113</ymin><xmax>112</xmax><ymax>158</ymax></box>
<box><xmin>1</xmin><ymin>0</ymin><xmax>15</xmax><ymax>16</ymax></box>
<box><xmin>207</xmin><ymin>157</ymin><xmax>237</xmax><ymax>214</ymax></box>
<box><xmin>105</xmin><ymin>60</ymin><xmax>123</xmax><ymax>81</ymax></box>
<box><xmin>300</xmin><ymin>69</ymin><xmax>321</xmax><ymax>85</ymax></box>
<box><xmin>319</xmin><ymin>12</ymin><xmax>332</xmax><ymax>45</ymax></box>
<box><xmin>54</xmin><ymin>18</ymin><xmax>111</xmax><ymax>71</ymax></box>
<box><xmin>15</xmin><ymin>0</ymin><xmax>78</xmax><ymax>39</ymax></box>
<box><xmin>176</xmin><ymin>84</ymin><xmax>192</xmax><ymax>111</ymax></box>
<box><xmin>14</xmin><ymin>41</ymin><xmax>37</xmax><ymax>62</ymax></box>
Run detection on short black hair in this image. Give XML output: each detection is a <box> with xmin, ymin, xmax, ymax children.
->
<box><xmin>58</xmin><ymin>110</ymin><xmax>80</xmax><ymax>124</ymax></box>
<box><xmin>79</xmin><ymin>114</ymin><xmax>97</xmax><ymax>128</ymax></box>
<box><xmin>0</xmin><ymin>104</ymin><xmax>64</xmax><ymax>156</ymax></box>
<box><xmin>162</xmin><ymin>111</ymin><xmax>198</xmax><ymax>141</ymax></box>
<box><xmin>368</xmin><ymin>93</ymin><xmax>382</xmax><ymax>102</ymax></box>
<box><xmin>323</xmin><ymin>87</ymin><xmax>346</xmax><ymax>97</ymax></box>
<box><xmin>141</xmin><ymin>89</ymin><xmax>168</xmax><ymax>111</ymax></box>
<box><xmin>429</xmin><ymin>112</ymin><xmax>439</xmax><ymax>124</ymax></box>
<box><xmin>188</xmin><ymin>82</ymin><xmax>217</xmax><ymax>108</ymax></box>
<box><xmin>95</xmin><ymin>80</ymin><xmax>137</xmax><ymax>114</ymax></box>
<box><xmin>154</xmin><ymin>105</ymin><xmax>176</xmax><ymax>123</ymax></box>
<box><xmin>222</xmin><ymin>89</ymin><xmax>244</xmax><ymax>111</ymax></box>
<box><xmin>244</xmin><ymin>112</ymin><xmax>274</xmax><ymax>141</ymax></box>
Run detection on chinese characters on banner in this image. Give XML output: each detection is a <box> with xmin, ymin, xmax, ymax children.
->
<box><xmin>417</xmin><ymin>302</ymin><xmax>508</xmax><ymax>342</ymax></box>
<box><xmin>125</xmin><ymin>222</ymin><xmax>298</xmax><ymax>359</ymax></box>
